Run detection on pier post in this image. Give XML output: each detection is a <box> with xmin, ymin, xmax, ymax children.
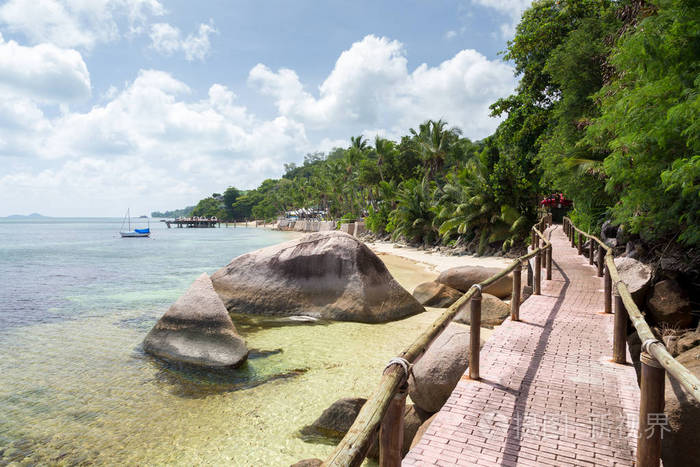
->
<box><xmin>589</xmin><ymin>240</ymin><xmax>594</xmax><ymax>265</ymax></box>
<box><xmin>613</xmin><ymin>290</ymin><xmax>628</xmax><ymax>364</ymax></box>
<box><xmin>597</xmin><ymin>246</ymin><xmax>605</xmax><ymax>277</ymax></box>
<box><xmin>379</xmin><ymin>383</ymin><xmax>407</xmax><ymax>467</ymax></box>
<box><xmin>546</xmin><ymin>245</ymin><xmax>552</xmax><ymax>280</ymax></box>
<box><xmin>604</xmin><ymin>265</ymin><xmax>612</xmax><ymax>314</ymax></box>
<box><xmin>636</xmin><ymin>351</ymin><xmax>665</xmax><ymax>467</ymax></box>
<box><xmin>511</xmin><ymin>262</ymin><xmax>522</xmax><ymax>321</ymax></box>
<box><xmin>469</xmin><ymin>291</ymin><xmax>481</xmax><ymax>380</ymax></box>
<box><xmin>534</xmin><ymin>251</ymin><xmax>541</xmax><ymax>295</ymax></box>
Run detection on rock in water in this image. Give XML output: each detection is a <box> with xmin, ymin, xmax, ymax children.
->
<box><xmin>436</xmin><ymin>266</ymin><xmax>512</xmax><ymax>299</ymax></box>
<box><xmin>413</xmin><ymin>281</ymin><xmax>463</xmax><ymax>308</ymax></box>
<box><xmin>647</xmin><ymin>280</ymin><xmax>693</xmax><ymax>329</ymax></box>
<box><xmin>613</xmin><ymin>257</ymin><xmax>652</xmax><ymax>306</ymax></box>
<box><xmin>408</xmin><ymin>322</ymin><xmax>472</xmax><ymax>413</ymax></box>
<box><xmin>143</xmin><ymin>273</ymin><xmax>248</xmax><ymax>368</ymax></box>
<box><xmin>300</xmin><ymin>397</ymin><xmax>367</xmax><ymax>439</ymax></box>
<box><xmin>454</xmin><ymin>293</ymin><xmax>510</xmax><ymax>328</ymax></box>
<box><xmin>211</xmin><ymin>231</ymin><xmax>424</xmax><ymax>323</ymax></box>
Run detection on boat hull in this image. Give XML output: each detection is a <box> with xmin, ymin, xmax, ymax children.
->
<box><xmin>120</xmin><ymin>232</ymin><xmax>150</xmax><ymax>238</ymax></box>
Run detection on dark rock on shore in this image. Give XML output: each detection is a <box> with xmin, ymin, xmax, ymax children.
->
<box><xmin>662</xmin><ymin>345</ymin><xmax>700</xmax><ymax>467</ymax></box>
<box><xmin>413</xmin><ymin>281</ymin><xmax>463</xmax><ymax>308</ymax></box>
<box><xmin>436</xmin><ymin>266</ymin><xmax>512</xmax><ymax>299</ymax></box>
<box><xmin>454</xmin><ymin>293</ymin><xmax>510</xmax><ymax>328</ymax></box>
<box><xmin>647</xmin><ymin>280</ymin><xmax>693</xmax><ymax>329</ymax></box>
<box><xmin>211</xmin><ymin>231</ymin><xmax>424</xmax><ymax>323</ymax></box>
<box><xmin>143</xmin><ymin>273</ymin><xmax>248</xmax><ymax>368</ymax></box>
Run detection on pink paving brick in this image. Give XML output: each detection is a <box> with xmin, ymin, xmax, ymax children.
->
<box><xmin>403</xmin><ymin>226</ymin><xmax>640</xmax><ymax>466</ymax></box>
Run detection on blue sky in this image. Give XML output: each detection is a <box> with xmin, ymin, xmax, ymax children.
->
<box><xmin>0</xmin><ymin>0</ymin><xmax>531</xmax><ymax>216</ymax></box>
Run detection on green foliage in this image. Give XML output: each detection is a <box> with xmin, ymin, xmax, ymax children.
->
<box><xmin>151</xmin><ymin>206</ymin><xmax>194</xmax><ymax>218</ymax></box>
<box><xmin>389</xmin><ymin>178</ymin><xmax>438</xmax><ymax>245</ymax></box>
<box><xmin>365</xmin><ymin>204</ymin><xmax>390</xmax><ymax>234</ymax></box>
<box><xmin>192</xmin><ymin>197</ymin><xmax>225</xmax><ymax>218</ymax></box>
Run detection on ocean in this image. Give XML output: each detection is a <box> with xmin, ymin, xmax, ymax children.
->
<box><xmin>0</xmin><ymin>218</ymin><xmax>442</xmax><ymax>466</ymax></box>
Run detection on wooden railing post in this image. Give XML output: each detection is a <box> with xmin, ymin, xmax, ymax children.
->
<box><xmin>613</xmin><ymin>290</ymin><xmax>628</xmax><ymax>364</ymax></box>
<box><xmin>534</xmin><ymin>251</ymin><xmax>541</xmax><ymax>295</ymax></box>
<box><xmin>604</xmin><ymin>264</ymin><xmax>612</xmax><ymax>314</ymax></box>
<box><xmin>596</xmin><ymin>246</ymin><xmax>604</xmax><ymax>277</ymax></box>
<box><xmin>546</xmin><ymin>245</ymin><xmax>552</xmax><ymax>280</ymax></box>
<box><xmin>379</xmin><ymin>383</ymin><xmax>408</xmax><ymax>467</ymax></box>
<box><xmin>589</xmin><ymin>240</ymin><xmax>594</xmax><ymax>266</ymax></box>
<box><xmin>636</xmin><ymin>351</ymin><xmax>665</xmax><ymax>467</ymax></box>
<box><xmin>511</xmin><ymin>262</ymin><xmax>522</xmax><ymax>321</ymax></box>
<box><xmin>577</xmin><ymin>232</ymin><xmax>583</xmax><ymax>255</ymax></box>
<box><xmin>469</xmin><ymin>289</ymin><xmax>481</xmax><ymax>380</ymax></box>
<box><xmin>571</xmin><ymin>228</ymin><xmax>576</xmax><ymax>248</ymax></box>
<box><xmin>531</xmin><ymin>230</ymin><xmax>536</xmax><ymax>248</ymax></box>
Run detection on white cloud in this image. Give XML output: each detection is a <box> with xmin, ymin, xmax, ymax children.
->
<box><xmin>470</xmin><ymin>0</ymin><xmax>532</xmax><ymax>38</ymax></box>
<box><xmin>0</xmin><ymin>33</ymin><xmax>90</xmax><ymax>103</ymax></box>
<box><xmin>149</xmin><ymin>21</ymin><xmax>217</xmax><ymax>61</ymax></box>
<box><xmin>249</xmin><ymin>34</ymin><xmax>516</xmax><ymax>140</ymax></box>
<box><xmin>445</xmin><ymin>30</ymin><xmax>458</xmax><ymax>39</ymax></box>
<box><xmin>0</xmin><ymin>0</ymin><xmax>165</xmax><ymax>49</ymax></box>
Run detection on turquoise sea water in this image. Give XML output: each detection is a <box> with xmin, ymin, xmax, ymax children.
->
<box><xmin>0</xmin><ymin>218</ymin><xmax>444</xmax><ymax>466</ymax></box>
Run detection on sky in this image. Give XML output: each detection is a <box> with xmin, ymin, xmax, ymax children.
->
<box><xmin>0</xmin><ymin>0</ymin><xmax>532</xmax><ymax>217</ymax></box>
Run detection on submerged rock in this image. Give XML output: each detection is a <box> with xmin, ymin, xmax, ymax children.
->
<box><xmin>413</xmin><ymin>281</ymin><xmax>463</xmax><ymax>308</ymax></box>
<box><xmin>211</xmin><ymin>231</ymin><xmax>424</xmax><ymax>323</ymax></box>
<box><xmin>300</xmin><ymin>397</ymin><xmax>367</xmax><ymax>440</ymax></box>
<box><xmin>454</xmin><ymin>293</ymin><xmax>510</xmax><ymax>328</ymax></box>
<box><xmin>408</xmin><ymin>322</ymin><xmax>472</xmax><ymax>413</ymax></box>
<box><xmin>436</xmin><ymin>266</ymin><xmax>511</xmax><ymax>299</ymax></box>
<box><xmin>143</xmin><ymin>273</ymin><xmax>248</xmax><ymax>368</ymax></box>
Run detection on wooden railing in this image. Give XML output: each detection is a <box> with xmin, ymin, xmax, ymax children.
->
<box><xmin>321</xmin><ymin>215</ymin><xmax>553</xmax><ymax>467</ymax></box>
<box><xmin>563</xmin><ymin>217</ymin><xmax>700</xmax><ymax>467</ymax></box>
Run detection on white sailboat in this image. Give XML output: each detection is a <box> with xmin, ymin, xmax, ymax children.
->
<box><xmin>120</xmin><ymin>209</ymin><xmax>150</xmax><ymax>238</ymax></box>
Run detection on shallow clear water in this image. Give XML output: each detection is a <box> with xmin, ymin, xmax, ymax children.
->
<box><xmin>0</xmin><ymin>218</ymin><xmax>444</xmax><ymax>466</ymax></box>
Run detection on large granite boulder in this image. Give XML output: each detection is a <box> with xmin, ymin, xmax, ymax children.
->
<box><xmin>300</xmin><ymin>397</ymin><xmax>366</xmax><ymax>439</ymax></box>
<box><xmin>413</xmin><ymin>281</ymin><xmax>463</xmax><ymax>308</ymax></box>
<box><xmin>454</xmin><ymin>293</ymin><xmax>510</xmax><ymax>328</ymax></box>
<box><xmin>647</xmin><ymin>280</ymin><xmax>693</xmax><ymax>329</ymax></box>
<box><xmin>662</xmin><ymin>345</ymin><xmax>700</xmax><ymax>467</ymax></box>
<box><xmin>211</xmin><ymin>231</ymin><xmax>424</xmax><ymax>323</ymax></box>
<box><xmin>614</xmin><ymin>257</ymin><xmax>653</xmax><ymax>306</ymax></box>
<box><xmin>436</xmin><ymin>266</ymin><xmax>511</xmax><ymax>299</ymax></box>
<box><xmin>143</xmin><ymin>273</ymin><xmax>248</xmax><ymax>368</ymax></box>
<box><xmin>408</xmin><ymin>322</ymin><xmax>471</xmax><ymax>413</ymax></box>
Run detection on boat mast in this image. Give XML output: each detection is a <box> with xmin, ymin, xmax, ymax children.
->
<box><xmin>128</xmin><ymin>208</ymin><xmax>131</xmax><ymax>231</ymax></box>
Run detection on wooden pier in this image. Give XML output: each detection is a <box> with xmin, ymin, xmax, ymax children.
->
<box><xmin>162</xmin><ymin>219</ymin><xmax>220</xmax><ymax>228</ymax></box>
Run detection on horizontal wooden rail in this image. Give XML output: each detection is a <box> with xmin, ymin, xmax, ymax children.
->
<box><xmin>323</xmin><ymin>219</ymin><xmax>552</xmax><ymax>467</ymax></box>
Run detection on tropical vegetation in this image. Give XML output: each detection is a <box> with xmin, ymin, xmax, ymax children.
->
<box><xmin>164</xmin><ymin>0</ymin><xmax>698</xmax><ymax>254</ymax></box>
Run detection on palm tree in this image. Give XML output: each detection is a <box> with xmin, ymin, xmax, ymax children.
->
<box><xmin>373</xmin><ymin>136</ymin><xmax>397</xmax><ymax>182</ymax></box>
<box><xmin>409</xmin><ymin>120</ymin><xmax>461</xmax><ymax>179</ymax></box>
<box><xmin>389</xmin><ymin>177</ymin><xmax>437</xmax><ymax>245</ymax></box>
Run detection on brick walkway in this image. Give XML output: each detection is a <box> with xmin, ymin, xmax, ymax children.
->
<box><xmin>404</xmin><ymin>226</ymin><xmax>640</xmax><ymax>466</ymax></box>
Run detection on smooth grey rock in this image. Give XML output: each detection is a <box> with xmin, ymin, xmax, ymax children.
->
<box><xmin>436</xmin><ymin>266</ymin><xmax>512</xmax><ymax>299</ymax></box>
<box><xmin>601</xmin><ymin>220</ymin><xmax>618</xmax><ymax>242</ymax></box>
<box><xmin>211</xmin><ymin>231</ymin><xmax>424</xmax><ymax>323</ymax></box>
<box><xmin>613</xmin><ymin>257</ymin><xmax>653</xmax><ymax>307</ymax></box>
<box><xmin>143</xmin><ymin>273</ymin><xmax>248</xmax><ymax>368</ymax></box>
<box><xmin>413</xmin><ymin>281</ymin><xmax>463</xmax><ymax>308</ymax></box>
<box><xmin>454</xmin><ymin>293</ymin><xmax>510</xmax><ymax>328</ymax></box>
<box><xmin>408</xmin><ymin>322</ymin><xmax>472</xmax><ymax>413</ymax></box>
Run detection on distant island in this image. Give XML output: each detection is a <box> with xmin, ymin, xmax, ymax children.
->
<box><xmin>5</xmin><ymin>213</ymin><xmax>47</xmax><ymax>218</ymax></box>
<box><xmin>151</xmin><ymin>206</ymin><xmax>195</xmax><ymax>218</ymax></box>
